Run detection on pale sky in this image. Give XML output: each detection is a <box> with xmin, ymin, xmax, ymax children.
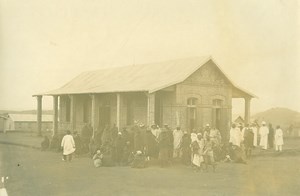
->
<box><xmin>0</xmin><ymin>0</ymin><xmax>299</xmax><ymax>115</ymax></box>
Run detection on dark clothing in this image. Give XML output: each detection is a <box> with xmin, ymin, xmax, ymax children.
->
<box><xmin>114</xmin><ymin>136</ymin><xmax>125</xmax><ymax>164</ymax></box>
<box><xmin>50</xmin><ymin>134</ymin><xmax>61</xmax><ymax>151</ymax></box>
<box><xmin>110</xmin><ymin>126</ymin><xmax>118</xmax><ymax>141</ymax></box>
<box><xmin>101</xmin><ymin>127</ymin><xmax>111</xmax><ymax>145</ymax></box>
<box><xmin>181</xmin><ymin>134</ymin><xmax>191</xmax><ymax>165</ymax></box>
<box><xmin>230</xmin><ymin>145</ymin><xmax>247</xmax><ymax>164</ymax></box>
<box><xmin>145</xmin><ymin>130</ymin><xmax>159</xmax><ymax>158</ymax></box>
<box><xmin>134</xmin><ymin>129</ymin><xmax>144</xmax><ymax>152</ymax></box>
<box><xmin>158</xmin><ymin>131</ymin><xmax>172</xmax><ymax>167</ymax></box>
<box><xmin>94</xmin><ymin>130</ymin><xmax>103</xmax><ymax>149</ymax></box>
<box><xmin>41</xmin><ymin>137</ymin><xmax>50</xmax><ymax>151</ymax></box>
<box><xmin>131</xmin><ymin>154</ymin><xmax>146</xmax><ymax>168</ymax></box>
<box><xmin>73</xmin><ymin>135</ymin><xmax>83</xmax><ymax>154</ymax></box>
<box><xmin>82</xmin><ymin>125</ymin><xmax>93</xmax><ymax>152</ymax></box>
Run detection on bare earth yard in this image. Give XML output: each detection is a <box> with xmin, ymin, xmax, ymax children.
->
<box><xmin>0</xmin><ymin>133</ymin><xmax>300</xmax><ymax>196</ymax></box>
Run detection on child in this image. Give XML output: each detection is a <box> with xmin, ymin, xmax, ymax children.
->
<box><xmin>93</xmin><ymin>150</ymin><xmax>103</xmax><ymax>168</ymax></box>
<box><xmin>131</xmin><ymin>151</ymin><xmax>146</xmax><ymax>168</ymax></box>
<box><xmin>275</xmin><ymin>125</ymin><xmax>284</xmax><ymax>152</ymax></box>
<box><xmin>203</xmin><ymin>137</ymin><xmax>216</xmax><ymax>172</ymax></box>
<box><xmin>191</xmin><ymin>133</ymin><xmax>205</xmax><ymax>172</ymax></box>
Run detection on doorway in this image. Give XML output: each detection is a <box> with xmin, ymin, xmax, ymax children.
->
<box><xmin>99</xmin><ymin>106</ymin><xmax>111</xmax><ymax>128</ymax></box>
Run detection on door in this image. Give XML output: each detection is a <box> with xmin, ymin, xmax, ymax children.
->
<box><xmin>99</xmin><ymin>106</ymin><xmax>111</xmax><ymax>128</ymax></box>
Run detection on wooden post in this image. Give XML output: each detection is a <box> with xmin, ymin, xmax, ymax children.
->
<box><xmin>116</xmin><ymin>93</ymin><xmax>121</xmax><ymax>131</ymax></box>
<box><xmin>70</xmin><ymin>95</ymin><xmax>76</xmax><ymax>131</ymax></box>
<box><xmin>37</xmin><ymin>96</ymin><xmax>42</xmax><ymax>136</ymax></box>
<box><xmin>244</xmin><ymin>97</ymin><xmax>251</xmax><ymax>125</ymax></box>
<box><xmin>147</xmin><ymin>93</ymin><xmax>155</xmax><ymax>126</ymax></box>
<box><xmin>91</xmin><ymin>94</ymin><xmax>97</xmax><ymax>137</ymax></box>
<box><xmin>53</xmin><ymin>95</ymin><xmax>58</xmax><ymax>136</ymax></box>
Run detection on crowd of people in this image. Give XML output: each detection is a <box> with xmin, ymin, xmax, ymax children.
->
<box><xmin>41</xmin><ymin>120</ymin><xmax>285</xmax><ymax>171</ymax></box>
<box><xmin>229</xmin><ymin>121</ymin><xmax>284</xmax><ymax>156</ymax></box>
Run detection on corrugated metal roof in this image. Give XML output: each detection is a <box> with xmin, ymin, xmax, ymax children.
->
<box><xmin>34</xmin><ymin>56</ymin><xmax>256</xmax><ymax>98</ymax></box>
<box><xmin>9</xmin><ymin>114</ymin><xmax>53</xmax><ymax>122</ymax></box>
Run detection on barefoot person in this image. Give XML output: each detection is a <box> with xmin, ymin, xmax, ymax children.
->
<box><xmin>61</xmin><ymin>130</ymin><xmax>76</xmax><ymax>161</ymax></box>
<box><xmin>275</xmin><ymin>125</ymin><xmax>284</xmax><ymax>152</ymax></box>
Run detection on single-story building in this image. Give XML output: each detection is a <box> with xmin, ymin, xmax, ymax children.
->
<box><xmin>33</xmin><ymin>56</ymin><xmax>256</xmax><ymax>141</ymax></box>
<box><xmin>1</xmin><ymin>113</ymin><xmax>53</xmax><ymax>132</ymax></box>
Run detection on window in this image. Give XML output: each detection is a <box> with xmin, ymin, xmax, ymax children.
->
<box><xmin>213</xmin><ymin>99</ymin><xmax>223</xmax><ymax>107</ymax></box>
<box><xmin>187</xmin><ymin>98</ymin><xmax>198</xmax><ymax>130</ymax></box>
<box><xmin>187</xmin><ymin>98</ymin><xmax>197</xmax><ymax>107</ymax></box>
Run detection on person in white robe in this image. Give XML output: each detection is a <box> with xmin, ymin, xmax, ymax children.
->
<box><xmin>251</xmin><ymin>123</ymin><xmax>258</xmax><ymax>147</ymax></box>
<box><xmin>229</xmin><ymin>124</ymin><xmax>242</xmax><ymax>146</ymax></box>
<box><xmin>259</xmin><ymin>121</ymin><xmax>269</xmax><ymax>150</ymax></box>
<box><xmin>173</xmin><ymin>126</ymin><xmax>184</xmax><ymax>158</ymax></box>
<box><xmin>274</xmin><ymin>125</ymin><xmax>284</xmax><ymax>152</ymax></box>
<box><xmin>61</xmin><ymin>130</ymin><xmax>76</xmax><ymax>161</ymax></box>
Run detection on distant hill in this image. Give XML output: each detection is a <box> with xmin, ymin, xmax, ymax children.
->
<box><xmin>252</xmin><ymin>107</ymin><xmax>300</xmax><ymax>129</ymax></box>
<box><xmin>0</xmin><ymin>110</ymin><xmax>53</xmax><ymax>115</ymax></box>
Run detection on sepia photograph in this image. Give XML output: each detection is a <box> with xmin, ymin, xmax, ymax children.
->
<box><xmin>0</xmin><ymin>0</ymin><xmax>299</xmax><ymax>195</ymax></box>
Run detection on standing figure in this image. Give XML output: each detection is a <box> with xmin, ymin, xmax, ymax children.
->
<box><xmin>191</xmin><ymin>133</ymin><xmax>205</xmax><ymax>171</ymax></box>
<box><xmin>158</xmin><ymin>130</ymin><xmax>171</xmax><ymax>167</ymax></box>
<box><xmin>268</xmin><ymin>124</ymin><xmax>274</xmax><ymax>148</ymax></box>
<box><xmin>73</xmin><ymin>131</ymin><xmax>82</xmax><ymax>155</ymax></box>
<box><xmin>209</xmin><ymin>127</ymin><xmax>222</xmax><ymax>146</ymax></box>
<box><xmin>173</xmin><ymin>126</ymin><xmax>183</xmax><ymax>159</ymax></box>
<box><xmin>101</xmin><ymin>125</ymin><xmax>111</xmax><ymax>145</ymax></box>
<box><xmin>243</xmin><ymin>125</ymin><xmax>254</xmax><ymax>158</ymax></box>
<box><xmin>41</xmin><ymin>136</ymin><xmax>50</xmax><ymax>151</ymax></box>
<box><xmin>203</xmin><ymin>137</ymin><xmax>216</xmax><ymax>172</ymax></box>
<box><xmin>114</xmin><ymin>132</ymin><xmax>125</xmax><ymax>165</ymax></box>
<box><xmin>61</xmin><ymin>130</ymin><xmax>76</xmax><ymax>162</ymax></box>
<box><xmin>251</xmin><ymin>123</ymin><xmax>258</xmax><ymax>147</ymax></box>
<box><xmin>229</xmin><ymin>124</ymin><xmax>242</xmax><ymax>147</ymax></box>
<box><xmin>259</xmin><ymin>121</ymin><xmax>269</xmax><ymax>150</ymax></box>
<box><xmin>274</xmin><ymin>125</ymin><xmax>284</xmax><ymax>152</ymax></box>
<box><xmin>81</xmin><ymin>123</ymin><xmax>93</xmax><ymax>153</ymax></box>
<box><xmin>203</xmin><ymin>124</ymin><xmax>211</xmax><ymax>141</ymax></box>
<box><xmin>181</xmin><ymin>131</ymin><xmax>191</xmax><ymax>165</ymax></box>
<box><xmin>145</xmin><ymin>129</ymin><xmax>159</xmax><ymax>160</ymax></box>
<box><xmin>133</xmin><ymin>125</ymin><xmax>144</xmax><ymax>152</ymax></box>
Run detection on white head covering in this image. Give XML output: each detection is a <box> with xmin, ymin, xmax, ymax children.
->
<box><xmin>191</xmin><ymin>133</ymin><xmax>198</xmax><ymax>142</ymax></box>
<box><xmin>262</xmin><ymin>121</ymin><xmax>266</xmax><ymax>125</ymax></box>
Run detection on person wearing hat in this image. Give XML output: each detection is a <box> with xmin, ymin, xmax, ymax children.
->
<box><xmin>173</xmin><ymin>126</ymin><xmax>184</xmax><ymax>159</ymax></box>
<box><xmin>259</xmin><ymin>121</ymin><xmax>269</xmax><ymax>150</ymax></box>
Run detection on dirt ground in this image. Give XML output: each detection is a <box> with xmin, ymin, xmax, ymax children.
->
<box><xmin>1</xmin><ymin>134</ymin><xmax>300</xmax><ymax>196</ymax></box>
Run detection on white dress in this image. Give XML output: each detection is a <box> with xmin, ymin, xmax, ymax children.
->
<box><xmin>259</xmin><ymin>126</ymin><xmax>269</xmax><ymax>149</ymax></box>
<box><xmin>173</xmin><ymin>129</ymin><xmax>183</xmax><ymax>149</ymax></box>
<box><xmin>275</xmin><ymin>128</ymin><xmax>284</xmax><ymax>146</ymax></box>
<box><xmin>61</xmin><ymin>135</ymin><xmax>76</xmax><ymax>155</ymax></box>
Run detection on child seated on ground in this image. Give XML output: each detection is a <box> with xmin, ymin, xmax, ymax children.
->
<box><xmin>93</xmin><ymin>150</ymin><xmax>103</xmax><ymax>168</ymax></box>
<box><xmin>131</xmin><ymin>151</ymin><xmax>147</xmax><ymax>168</ymax></box>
